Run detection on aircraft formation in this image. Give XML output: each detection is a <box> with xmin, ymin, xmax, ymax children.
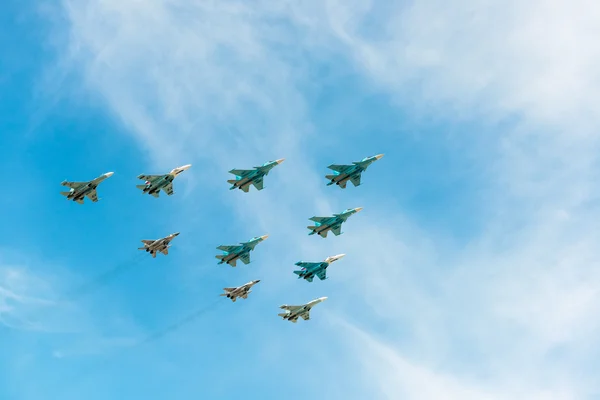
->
<box><xmin>61</xmin><ymin>155</ymin><xmax>383</xmax><ymax>323</ymax></box>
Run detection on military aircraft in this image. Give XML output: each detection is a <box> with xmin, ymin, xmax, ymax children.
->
<box><xmin>138</xmin><ymin>232</ymin><xmax>180</xmax><ymax>258</ymax></box>
<box><xmin>278</xmin><ymin>297</ymin><xmax>328</xmax><ymax>323</ymax></box>
<box><xmin>215</xmin><ymin>235</ymin><xmax>269</xmax><ymax>267</ymax></box>
<box><xmin>136</xmin><ymin>164</ymin><xmax>191</xmax><ymax>197</ymax></box>
<box><xmin>294</xmin><ymin>254</ymin><xmax>345</xmax><ymax>282</ymax></box>
<box><xmin>220</xmin><ymin>280</ymin><xmax>261</xmax><ymax>302</ymax></box>
<box><xmin>325</xmin><ymin>154</ymin><xmax>384</xmax><ymax>188</ymax></box>
<box><xmin>307</xmin><ymin>207</ymin><xmax>363</xmax><ymax>238</ymax></box>
<box><xmin>227</xmin><ymin>158</ymin><xmax>284</xmax><ymax>192</ymax></box>
<box><xmin>60</xmin><ymin>172</ymin><xmax>114</xmax><ymax>204</ymax></box>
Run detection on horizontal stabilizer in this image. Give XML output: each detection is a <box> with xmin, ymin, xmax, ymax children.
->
<box><xmin>307</xmin><ymin>226</ymin><xmax>317</xmax><ymax>235</ymax></box>
<box><xmin>60</xmin><ymin>191</ymin><xmax>71</xmax><ymax>197</ymax></box>
<box><xmin>278</xmin><ymin>313</ymin><xmax>288</xmax><ymax>318</ymax></box>
<box><xmin>293</xmin><ymin>270</ymin><xmax>303</xmax><ymax>276</ymax></box>
<box><xmin>136</xmin><ymin>184</ymin><xmax>147</xmax><ymax>190</ymax></box>
<box><xmin>227</xmin><ymin>179</ymin><xmax>238</xmax><ymax>185</ymax></box>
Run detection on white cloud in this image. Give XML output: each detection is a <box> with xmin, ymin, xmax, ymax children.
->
<box><xmin>55</xmin><ymin>0</ymin><xmax>600</xmax><ymax>398</ymax></box>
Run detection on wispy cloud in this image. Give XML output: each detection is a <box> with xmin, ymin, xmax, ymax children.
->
<box><xmin>54</xmin><ymin>0</ymin><xmax>600</xmax><ymax>398</ymax></box>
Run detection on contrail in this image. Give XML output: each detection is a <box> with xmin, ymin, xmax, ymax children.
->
<box><xmin>60</xmin><ymin>252</ymin><xmax>147</xmax><ymax>302</ymax></box>
<box><xmin>138</xmin><ymin>298</ymin><xmax>224</xmax><ymax>345</ymax></box>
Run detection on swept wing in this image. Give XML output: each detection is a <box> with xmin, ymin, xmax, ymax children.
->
<box><xmin>61</xmin><ymin>181</ymin><xmax>87</xmax><ymax>189</ymax></box>
<box><xmin>162</xmin><ymin>182</ymin><xmax>174</xmax><ymax>195</ymax></box>
<box><xmin>85</xmin><ymin>188</ymin><xmax>99</xmax><ymax>202</ymax></box>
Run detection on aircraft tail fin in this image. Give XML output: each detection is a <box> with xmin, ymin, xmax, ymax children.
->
<box><xmin>325</xmin><ymin>174</ymin><xmax>337</xmax><ymax>184</ymax></box>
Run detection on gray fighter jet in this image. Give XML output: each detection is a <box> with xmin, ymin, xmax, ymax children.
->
<box><xmin>278</xmin><ymin>297</ymin><xmax>327</xmax><ymax>323</ymax></box>
<box><xmin>138</xmin><ymin>232</ymin><xmax>180</xmax><ymax>258</ymax></box>
<box><xmin>136</xmin><ymin>164</ymin><xmax>191</xmax><ymax>197</ymax></box>
<box><xmin>60</xmin><ymin>172</ymin><xmax>114</xmax><ymax>204</ymax></box>
<box><xmin>220</xmin><ymin>280</ymin><xmax>261</xmax><ymax>302</ymax></box>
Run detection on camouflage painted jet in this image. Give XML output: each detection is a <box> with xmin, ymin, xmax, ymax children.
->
<box><xmin>294</xmin><ymin>254</ymin><xmax>345</xmax><ymax>282</ymax></box>
<box><xmin>138</xmin><ymin>232</ymin><xmax>180</xmax><ymax>258</ymax></box>
<box><xmin>227</xmin><ymin>159</ymin><xmax>284</xmax><ymax>192</ymax></box>
<box><xmin>307</xmin><ymin>207</ymin><xmax>363</xmax><ymax>238</ymax></box>
<box><xmin>278</xmin><ymin>297</ymin><xmax>328</xmax><ymax>323</ymax></box>
<box><xmin>60</xmin><ymin>172</ymin><xmax>114</xmax><ymax>204</ymax></box>
<box><xmin>220</xmin><ymin>280</ymin><xmax>261</xmax><ymax>302</ymax></box>
<box><xmin>136</xmin><ymin>164</ymin><xmax>191</xmax><ymax>197</ymax></box>
<box><xmin>325</xmin><ymin>154</ymin><xmax>383</xmax><ymax>188</ymax></box>
<box><xmin>215</xmin><ymin>235</ymin><xmax>269</xmax><ymax>267</ymax></box>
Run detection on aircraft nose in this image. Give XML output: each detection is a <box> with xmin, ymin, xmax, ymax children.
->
<box><xmin>255</xmin><ymin>280</ymin><xmax>261</xmax><ymax>283</ymax></box>
<box><xmin>374</xmin><ymin>154</ymin><xmax>384</xmax><ymax>160</ymax></box>
<box><xmin>336</xmin><ymin>254</ymin><xmax>346</xmax><ymax>259</ymax></box>
<box><xmin>172</xmin><ymin>232</ymin><xmax>180</xmax><ymax>236</ymax></box>
<box><xmin>319</xmin><ymin>296</ymin><xmax>328</xmax><ymax>302</ymax></box>
<box><xmin>180</xmin><ymin>164</ymin><xmax>192</xmax><ymax>170</ymax></box>
<box><xmin>260</xmin><ymin>234</ymin><xmax>269</xmax><ymax>240</ymax></box>
<box><xmin>354</xmin><ymin>207</ymin><xmax>363</xmax><ymax>212</ymax></box>
<box><xmin>275</xmin><ymin>158</ymin><xmax>285</xmax><ymax>164</ymax></box>
<box><xmin>105</xmin><ymin>172</ymin><xmax>114</xmax><ymax>177</ymax></box>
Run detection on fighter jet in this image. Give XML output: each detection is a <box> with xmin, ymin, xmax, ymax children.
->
<box><xmin>278</xmin><ymin>297</ymin><xmax>328</xmax><ymax>323</ymax></box>
<box><xmin>294</xmin><ymin>254</ymin><xmax>345</xmax><ymax>282</ymax></box>
<box><xmin>138</xmin><ymin>232</ymin><xmax>180</xmax><ymax>258</ymax></box>
<box><xmin>307</xmin><ymin>207</ymin><xmax>363</xmax><ymax>238</ymax></box>
<box><xmin>136</xmin><ymin>164</ymin><xmax>191</xmax><ymax>197</ymax></box>
<box><xmin>227</xmin><ymin>159</ymin><xmax>284</xmax><ymax>192</ymax></box>
<box><xmin>220</xmin><ymin>280</ymin><xmax>261</xmax><ymax>302</ymax></box>
<box><xmin>60</xmin><ymin>172</ymin><xmax>114</xmax><ymax>204</ymax></box>
<box><xmin>326</xmin><ymin>154</ymin><xmax>384</xmax><ymax>188</ymax></box>
<box><xmin>215</xmin><ymin>235</ymin><xmax>269</xmax><ymax>267</ymax></box>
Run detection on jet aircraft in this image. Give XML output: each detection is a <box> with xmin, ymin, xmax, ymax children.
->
<box><xmin>136</xmin><ymin>164</ymin><xmax>191</xmax><ymax>197</ymax></box>
<box><xmin>60</xmin><ymin>172</ymin><xmax>114</xmax><ymax>204</ymax></box>
<box><xmin>307</xmin><ymin>207</ymin><xmax>363</xmax><ymax>238</ymax></box>
<box><xmin>278</xmin><ymin>297</ymin><xmax>328</xmax><ymax>323</ymax></box>
<box><xmin>215</xmin><ymin>235</ymin><xmax>269</xmax><ymax>267</ymax></box>
<box><xmin>227</xmin><ymin>158</ymin><xmax>284</xmax><ymax>192</ymax></box>
<box><xmin>294</xmin><ymin>254</ymin><xmax>345</xmax><ymax>282</ymax></box>
<box><xmin>138</xmin><ymin>232</ymin><xmax>180</xmax><ymax>258</ymax></box>
<box><xmin>326</xmin><ymin>154</ymin><xmax>384</xmax><ymax>188</ymax></box>
<box><xmin>220</xmin><ymin>280</ymin><xmax>261</xmax><ymax>302</ymax></box>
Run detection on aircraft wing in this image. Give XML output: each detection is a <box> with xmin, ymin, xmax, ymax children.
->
<box><xmin>223</xmin><ymin>287</ymin><xmax>236</xmax><ymax>292</ymax></box>
<box><xmin>239</xmin><ymin>253</ymin><xmax>251</xmax><ymax>265</ymax></box>
<box><xmin>327</xmin><ymin>164</ymin><xmax>349</xmax><ymax>173</ymax></box>
<box><xmin>137</xmin><ymin>174</ymin><xmax>164</xmax><ymax>181</ymax></box>
<box><xmin>141</xmin><ymin>239</ymin><xmax>155</xmax><ymax>245</ymax></box>
<box><xmin>316</xmin><ymin>269</ymin><xmax>327</xmax><ymax>280</ymax></box>
<box><xmin>252</xmin><ymin>177</ymin><xmax>264</xmax><ymax>190</ymax></box>
<box><xmin>309</xmin><ymin>216</ymin><xmax>328</xmax><ymax>223</ymax></box>
<box><xmin>217</xmin><ymin>245</ymin><xmax>241</xmax><ymax>253</ymax></box>
<box><xmin>331</xmin><ymin>225</ymin><xmax>342</xmax><ymax>236</ymax></box>
<box><xmin>61</xmin><ymin>181</ymin><xmax>87</xmax><ymax>189</ymax></box>
<box><xmin>280</xmin><ymin>305</ymin><xmax>303</xmax><ymax>311</ymax></box>
<box><xmin>85</xmin><ymin>188</ymin><xmax>99</xmax><ymax>202</ymax></box>
<box><xmin>295</xmin><ymin>261</ymin><xmax>317</xmax><ymax>269</ymax></box>
<box><xmin>300</xmin><ymin>311</ymin><xmax>310</xmax><ymax>320</ymax></box>
<box><xmin>229</xmin><ymin>169</ymin><xmax>250</xmax><ymax>178</ymax></box>
<box><xmin>349</xmin><ymin>174</ymin><xmax>361</xmax><ymax>187</ymax></box>
<box><xmin>162</xmin><ymin>182</ymin><xmax>174</xmax><ymax>196</ymax></box>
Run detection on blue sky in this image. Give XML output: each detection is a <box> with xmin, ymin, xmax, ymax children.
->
<box><xmin>2</xmin><ymin>1</ymin><xmax>600</xmax><ymax>399</ymax></box>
